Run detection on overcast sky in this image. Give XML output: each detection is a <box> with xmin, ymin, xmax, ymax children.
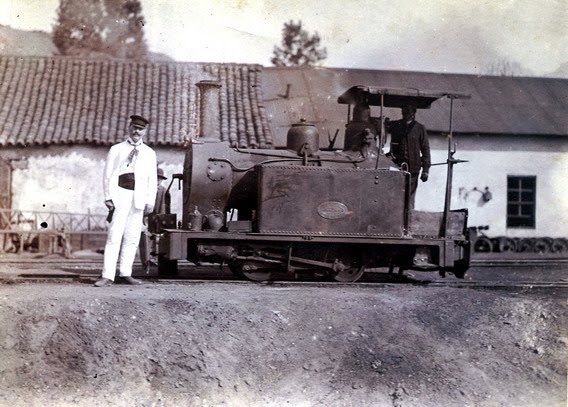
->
<box><xmin>1</xmin><ymin>0</ymin><xmax>566</xmax><ymax>76</ymax></box>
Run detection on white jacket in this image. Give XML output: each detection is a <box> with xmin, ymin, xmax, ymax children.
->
<box><xmin>103</xmin><ymin>140</ymin><xmax>158</xmax><ymax>210</ymax></box>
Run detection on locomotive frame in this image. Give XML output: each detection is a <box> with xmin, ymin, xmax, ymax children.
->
<box><xmin>153</xmin><ymin>84</ymin><xmax>472</xmax><ymax>282</ymax></box>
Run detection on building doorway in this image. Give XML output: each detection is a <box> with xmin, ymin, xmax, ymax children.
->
<box><xmin>0</xmin><ymin>158</ymin><xmax>12</xmax><ymax>250</ymax></box>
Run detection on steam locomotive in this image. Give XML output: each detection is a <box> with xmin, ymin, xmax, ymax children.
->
<box><xmin>153</xmin><ymin>83</ymin><xmax>472</xmax><ymax>282</ymax></box>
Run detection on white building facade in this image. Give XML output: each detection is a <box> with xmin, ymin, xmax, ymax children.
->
<box><xmin>420</xmin><ymin>135</ymin><xmax>567</xmax><ymax>238</ymax></box>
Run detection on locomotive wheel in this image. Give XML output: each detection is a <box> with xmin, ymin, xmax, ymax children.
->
<box><xmin>551</xmin><ymin>238</ymin><xmax>568</xmax><ymax>253</ymax></box>
<box><xmin>157</xmin><ymin>254</ymin><xmax>178</xmax><ymax>277</ymax></box>
<box><xmin>228</xmin><ymin>261</ymin><xmax>245</xmax><ymax>278</ymax></box>
<box><xmin>229</xmin><ymin>261</ymin><xmax>273</xmax><ymax>282</ymax></box>
<box><xmin>324</xmin><ymin>249</ymin><xmax>366</xmax><ymax>282</ymax></box>
<box><xmin>331</xmin><ymin>263</ymin><xmax>365</xmax><ymax>283</ymax></box>
<box><xmin>534</xmin><ymin>238</ymin><xmax>552</xmax><ymax>254</ymax></box>
<box><xmin>242</xmin><ymin>269</ymin><xmax>273</xmax><ymax>282</ymax></box>
<box><xmin>448</xmin><ymin>266</ymin><xmax>467</xmax><ymax>279</ymax></box>
<box><xmin>495</xmin><ymin>237</ymin><xmax>517</xmax><ymax>253</ymax></box>
<box><xmin>474</xmin><ymin>237</ymin><xmax>493</xmax><ymax>253</ymax></box>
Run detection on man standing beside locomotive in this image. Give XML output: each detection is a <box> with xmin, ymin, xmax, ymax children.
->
<box><xmin>95</xmin><ymin>115</ymin><xmax>157</xmax><ymax>287</ymax></box>
<box><xmin>139</xmin><ymin>167</ymin><xmax>170</xmax><ymax>274</ymax></box>
<box><xmin>386</xmin><ymin>104</ymin><xmax>431</xmax><ymax>208</ymax></box>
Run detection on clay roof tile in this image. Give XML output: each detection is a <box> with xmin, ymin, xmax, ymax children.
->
<box><xmin>0</xmin><ymin>56</ymin><xmax>273</xmax><ymax>148</ymax></box>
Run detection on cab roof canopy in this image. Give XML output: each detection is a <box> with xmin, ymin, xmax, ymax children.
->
<box><xmin>337</xmin><ymin>85</ymin><xmax>471</xmax><ymax>109</ymax></box>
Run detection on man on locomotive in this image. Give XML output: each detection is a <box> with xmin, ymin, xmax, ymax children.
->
<box><xmin>95</xmin><ymin>115</ymin><xmax>157</xmax><ymax>287</ymax></box>
<box><xmin>343</xmin><ymin>127</ymin><xmax>378</xmax><ymax>160</ymax></box>
<box><xmin>343</xmin><ymin>100</ymin><xmax>381</xmax><ymax>151</ymax></box>
<box><xmin>386</xmin><ymin>104</ymin><xmax>431</xmax><ymax>208</ymax></box>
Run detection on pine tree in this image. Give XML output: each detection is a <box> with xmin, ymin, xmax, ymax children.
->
<box><xmin>103</xmin><ymin>0</ymin><xmax>148</xmax><ymax>59</ymax></box>
<box><xmin>271</xmin><ymin>20</ymin><xmax>327</xmax><ymax>67</ymax></box>
<box><xmin>52</xmin><ymin>0</ymin><xmax>148</xmax><ymax>59</ymax></box>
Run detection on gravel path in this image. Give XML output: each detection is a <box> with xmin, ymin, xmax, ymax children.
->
<box><xmin>0</xmin><ymin>281</ymin><xmax>565</xmax><ymax>407</ymax></box>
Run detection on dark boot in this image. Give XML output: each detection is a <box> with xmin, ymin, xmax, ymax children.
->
<box><xmin>94</xmin><ymin>277</ymin><xmax>113</xmax><ymax>287</ymax></box>
<box><xmin>121</xmin><ymin>276</ymin><xmax>143</xmax><ymax>285</ymax></box>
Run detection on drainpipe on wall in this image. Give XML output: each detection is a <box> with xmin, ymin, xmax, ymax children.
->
<box><xmin>196</xmin><ymin>80</ymin><xmax>221</xmax><ymax>141</ymax></box>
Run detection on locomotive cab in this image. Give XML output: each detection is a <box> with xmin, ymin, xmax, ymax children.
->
<box><xmin>157</xmin><ymin>83</ymin><xmax>472</xmax><ymax>282</ymax></box>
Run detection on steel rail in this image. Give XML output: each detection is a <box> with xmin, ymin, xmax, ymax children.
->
<box><xmin>2</xmin><ymin>271</ymin><xmax>567</xmax><ymax>292</ymax></box>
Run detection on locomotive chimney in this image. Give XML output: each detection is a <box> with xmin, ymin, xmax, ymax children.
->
<box><xmin>196</xmin><ymin>80</ymin><xmax>221</xmax><ymax>140</ymax></box>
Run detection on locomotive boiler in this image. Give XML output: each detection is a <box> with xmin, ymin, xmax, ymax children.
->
<box><xmin>155</xmin><ymin>83</ymin><xmax>472</xmax><ymax>282</ymax></box>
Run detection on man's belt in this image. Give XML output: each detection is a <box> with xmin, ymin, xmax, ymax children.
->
<box><xmin>118</xmin><ymin>173</ymin><xmax>135</xmax><ymax>190</ymax></box>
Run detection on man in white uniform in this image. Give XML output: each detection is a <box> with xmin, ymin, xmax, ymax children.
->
<box><xmin>95</xmin><ymin>115</ymin><xmax>157</xmax><ymax>287</ymax></box>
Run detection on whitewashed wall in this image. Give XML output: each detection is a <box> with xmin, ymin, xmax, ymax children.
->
<box><xmin>416</xmin><ymin>135</ymin><xmax>568</xmax><ymax>237</ymax></box>
<box><xmin>3</xmin><ymin>145</ymin><xmax>186</xmax><ymax>220</ymax></box>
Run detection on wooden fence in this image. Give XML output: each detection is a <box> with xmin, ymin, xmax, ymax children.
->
<box><xmin>0</xmin><ymin>208</ymin><xmax>107</xmax><ymax>254</ymax></box>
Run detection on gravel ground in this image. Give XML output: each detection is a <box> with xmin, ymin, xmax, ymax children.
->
<box><xmin>0</xmin><ymin>279</ymin><xmax>565</xmax><ymax>407</ymax></box>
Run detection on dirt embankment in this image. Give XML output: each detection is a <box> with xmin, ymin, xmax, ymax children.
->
<box><xmin>0</xmin><ymin>283</ymin><xmax>565</xmax><ymax>407</ymax></box>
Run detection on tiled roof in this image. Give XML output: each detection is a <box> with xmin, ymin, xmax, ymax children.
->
<box><xmin>0</xmin><ymin>56</ymin><xmax>273</xmax><ymax>147</ymax></box>
<box><xmin>262</xmin><ymin>67</ymin><xmax>568</xmax><ymax>147</ymax></box>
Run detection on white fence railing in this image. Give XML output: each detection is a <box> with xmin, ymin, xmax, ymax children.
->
<box><xmin>0</xmin><ymin>208</ymin><xmax>107</xmax><ymax>232</ymax></box>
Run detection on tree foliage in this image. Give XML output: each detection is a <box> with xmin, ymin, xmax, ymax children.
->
<box><xmin>52</xmin><ymin>0</ymin><xmax>148</xmax><ymax>59</ymax></box>
<box><xmin>271</xmin><ymin>20</ymin><xmax>327</xmax><ymax>67</ymax></box>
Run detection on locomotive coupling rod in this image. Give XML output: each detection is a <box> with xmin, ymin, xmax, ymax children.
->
<box><xmin>234</xmin><ymin>254</ymin><xmax>337</xmax><ymax>270</ymax></box>
<box><xmin>234</xmin><ymin>256</ymin><xmax>283</xmax><ymax>265</ymax></box>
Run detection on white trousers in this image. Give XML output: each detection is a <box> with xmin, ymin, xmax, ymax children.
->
<box><xmin>102</xmin><ymin>188</ymin><xmax>144</xmax><ymax>280</ymax></box>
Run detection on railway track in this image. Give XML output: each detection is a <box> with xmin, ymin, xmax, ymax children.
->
<box><xmin>150</xmin><ymin>277</ymin><xmax>568</xmax><ymax>291</ymax></box>
<box><xmin>3</xmin><ymin>277</ymin><xmax>567</xmax><ymax>295</ymax></box>
<box><xmin>1</xmin><ymin>270</ymin><xmax>566</xmax><ymax>294</ymax></box>
<box><xmin>423</xmin><ymin>279</ymin><xmax>568</xmax><ymax>290</ymax></box>
<box><xmin>471</xmin><ymin>258</ymin><xmax>568</xmax><ymax>267</ymax></box>
<box><xmin>0</xmin><ymin>256</ymin><xmax>566</xmax><ymax>292</ymax></box>
<box><xmin>2</xmin><ymin>256</ymin><xmax>566</xmax><ymax>266</ymax></box>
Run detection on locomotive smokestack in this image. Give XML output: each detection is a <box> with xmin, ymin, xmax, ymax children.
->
<box><xmin>196</xmin><ymin>80</ymin><xmax>221</xmax><ymax>140</ymax></box>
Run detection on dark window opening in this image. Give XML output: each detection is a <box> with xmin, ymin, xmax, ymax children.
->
<box><xmin>507</xmin><ymin>176</ymin><xmax>536</xmax><ymax>228</ymax></box>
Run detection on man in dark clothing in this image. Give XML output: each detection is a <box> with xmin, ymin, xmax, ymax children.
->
<box><xmin>139</xmin><ymin>167</ymin><xmax>170</xmax><ymax>273</ymax></box>
<box><xmin>387</xmin><ymin>105</ymin><xmax>431</xmax><ymax>208</ymax></box>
